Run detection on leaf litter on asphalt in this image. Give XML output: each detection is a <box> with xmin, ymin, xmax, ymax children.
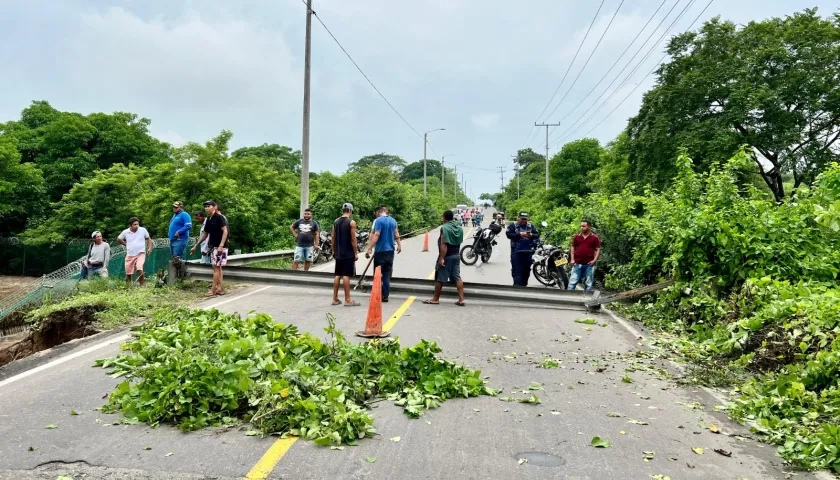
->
<box><xmin>590</xmin><ymin>436</ymin><xmax>611</xmax><ymax>448</ymax></box>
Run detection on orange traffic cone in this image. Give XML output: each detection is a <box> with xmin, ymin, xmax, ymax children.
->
<box><xmin>422</xmin><ymin>231</ymin><xmax>430</xmax><ymax>252</ymax></box>
<box><xmin>356</xmin><ymin>266</ymin><xmax>390</xmax><ymax>338</ymax></box>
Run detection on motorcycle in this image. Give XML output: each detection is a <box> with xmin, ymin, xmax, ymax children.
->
<box><xmin>460</xmin><ymin>222</ymin><xmax>502</xmax><ymax>265</ymax></box>
<box><xmin>313</xmin><ymin>230</ymin><xmax>333</xmax><ymax>263</ymax></box>
<box><xmin>531</xmin><ymin>221</ymin><xmax>570</xmax><ymax>289</ymax></box>
<box><xmin>356</xmin><ymin>230</ymin><xmax>369</xmax><ymax>253</ymax></box>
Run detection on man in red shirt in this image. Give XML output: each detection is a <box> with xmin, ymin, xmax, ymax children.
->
<box><xmin>568</xmin><ymin>220</ymin><xmax>600</xmax><ymax>291</ymax></box>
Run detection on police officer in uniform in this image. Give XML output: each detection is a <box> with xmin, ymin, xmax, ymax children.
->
<box><xmin>506</xmin><ymin>211</ymin><xmax>540</xmax><ymax>287</ymax></box>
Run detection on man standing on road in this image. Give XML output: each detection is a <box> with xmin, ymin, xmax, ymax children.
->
<box><xmin>191</xmin><ymin>201</ymin><xmax>229</xmax><ymax>296</ymax></box>
<box><xmin>506</xmin><ymin>211</ymin><xmax>540</xmax><ymax>287</ymax></box>
<box><xmin>331</xmin><ymin>203</ymin><xmax>360</xmax><ymax>306</ymax></box>
<box><xmin>423</xmin><ymin>210</ymin><xmax>465</xmax><ymax>306</ymax></box>
<box><xmin>290</xmin><ymin>208</ymin><xmax>320</xmax><ymax>271</ymax></box>
<box><xmin>365</xmin><ymin>205</ymin><xmax>402</xmax><ymax>303</ymax></box>
<box><xmin>118</xmin><ymin>217</ymin><xmax>153</xmax><ymax>286</ymax></box>
<box><xmin>568</xmin><ymin>220</ymin><xmax>601</xmax><ymax>291</ymax></box>
<box><xmin>82</xmin><ymin>231</ymin><xmax>111</xmax><ymax>279</ymax></box>
<box><xmin>168</xmin><ymin>201</ymin><xmax>192</xmax><ymax>259</ymax></box>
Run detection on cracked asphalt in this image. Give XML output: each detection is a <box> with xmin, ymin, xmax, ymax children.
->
<box><xmin>0</xmin><ymin>216</ymin><xmax>824</xmax><ymax>479</ymax></box>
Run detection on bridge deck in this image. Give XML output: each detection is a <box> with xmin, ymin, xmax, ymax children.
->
<box><xmin>0</xmin><ymin>221</ymin><xmax>803</xmax><ymax>479</ymax></box>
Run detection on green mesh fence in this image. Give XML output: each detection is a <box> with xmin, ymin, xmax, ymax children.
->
<box><xmin>0</xmin><ymin>238</ymin><xmax>200</xmax><ymax>325</ymax></box>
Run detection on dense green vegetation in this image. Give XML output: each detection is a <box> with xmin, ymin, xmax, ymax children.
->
<box><xmin>96</xmin><ymin>308</ymin><xmax>498</xmax><ymax>444</ymax></box>
<box><xmin>0</xmin><ymin>103</ymin><xmax>469</xmax><ymax>255</ymax></box>
<box><xmin>495</xmin><ymin>7</ymin><xmax>840</xmax><ymax>471</ymax></box>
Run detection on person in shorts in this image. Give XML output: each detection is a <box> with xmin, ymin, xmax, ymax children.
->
<box><xmin>168</xmin><ymin>200</ymin><xmax>192</xmax><ymax>259</ymax></box>
<box><xmin>331</xmin><ymin>203</ymin><xmax>360</xmax><ymax>306</ymax></box>
<box><xmin>290</xmin><ymin>208</ymin><xmax>320</xmax><ymax>271</ymax></box>
<box><xmin>117</xmin><ymin>217</ymin><xmax>152</xmax><ymax>286</ymax></box>
<box><xmin>191</xmin><ymin>200</ymin><xmax>229</xmax><ymax>296</ymax></box>
<box><xmin>194</xmin><ymin>211</ymin><xmax>211</xmax><ymax>264</ymax></box>
<box><xmin>81</xmin><ymin>231</ymin><xmax>111</xmax><ymax>279</ymax></box>
<box><xmin>423</xmin><ymin>210</ymin><xmax>465</xmax><ymax>306</ymax></box>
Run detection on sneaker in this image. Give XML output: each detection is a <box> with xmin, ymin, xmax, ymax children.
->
<box><xmin>382</xmin><ymin>297</ymin><xmax>389</xmax><ymax>303</ymax></box>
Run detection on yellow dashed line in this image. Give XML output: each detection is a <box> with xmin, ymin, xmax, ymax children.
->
<box><xmin>245</xmin><ymin>436</ymin><xmax>298</xmax><ymax>479</ymax></box>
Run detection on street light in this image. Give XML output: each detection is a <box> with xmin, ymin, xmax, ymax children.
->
<box><xmin>424</xmin><ymin>128</ymin><xmax>445</xmax><ymax>195</ymax></box>
<box><xmin>441</xmin><ymin>154</ymin><xmax>455</xmax><ymax>198</ymax></box>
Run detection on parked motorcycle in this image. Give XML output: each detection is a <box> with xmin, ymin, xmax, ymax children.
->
<box><xmin>460</xmin><ymin>222</ymin><xmax>502</xmax><ymax>265</ymax></box>
<box><xmin>531</xmin><ymin>221</ymin><xmax>570</xmax><ymax>289</ymax></box>
<box><xmin>356</xmin><ymin>230</ymin><xmax>369</xmax><ymax>253</ymax></box>
<box><xmin>313</xmin><ymin>230</ymin><xmax>333</xmax><ymax>263</ymax></box>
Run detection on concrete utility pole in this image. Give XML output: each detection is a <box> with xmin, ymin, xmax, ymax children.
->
<box><xmin>423</xmin><ymin>128</ymin><xmax>445</xmax><ymax>195</ymax></box>
<box><xmin>299</xmin><ymin>0</ymin><xmax>313</xmax><ymax>217</ymax></box>
<box><xmin>498</xmin><ymin>166</ymin><xmax>506</xmax><ymax>192</ymax></box>
<box><xmin>441</xmin><ymin>154</ymin><xmax>454</xmax><ymax>198</ymax></box>
<box><xmin>535</xmin><ymin>122</ymin><xmax>560</xmax><ymax>190</ymax></box>
<box><xmin>512</xmin><ymin>155</ymin><xmax>520</xmax><ymax>199</ymax></box>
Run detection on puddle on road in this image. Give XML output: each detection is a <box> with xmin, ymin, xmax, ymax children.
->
<box><xmin>514</xmin><ymin>451</ymin><xmax>566</xmax><ymax>467</ymax></box>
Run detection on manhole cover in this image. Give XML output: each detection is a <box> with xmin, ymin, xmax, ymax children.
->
<box><xmin>514</xmin><ymin>451</ymin><xmax>566</xmax><ymax>467</ymax></box>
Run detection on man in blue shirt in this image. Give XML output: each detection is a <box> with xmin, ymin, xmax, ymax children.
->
<box><xmin>365</xmin><ymin>204</ymin><xmax>402</xmax><ymax>302</ymax></box>
<box><xmin>505</xmin><ymin>211</ymin><xmax>540</xmax><ymax>287</ymax></box>
<box><xmin>168</xmin><ymin>200</ymin><xmax>192</xmax><ymax>259</ymax></box>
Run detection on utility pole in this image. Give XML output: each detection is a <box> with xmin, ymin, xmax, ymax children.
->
<box><xmin>511</xmin><ymin>155</ymin><xmax>520</xmax><ymax>199</ymax></box>
<box><xmin>423</xmin><ymin>128</ymin><xmax>445</xmax><ymax>195</ymax></box>
<box><xmin>300</xmin><ymin>0</ymin><xmax>313</xmax><ymax>217</ymax></box>
<box><xmin>441</xmin><ymin>154</ymin><xmax>454</xmax><ymax>199</ymax></box>
<box><xmin>535</xmin><ymin>122</ymin><xmax>560</xmax><ymax>190</ymax></box>
<box><xmin>498</xmin><ymin>166</ymin><xmax>506</xmax><ymax>192</ymax></box>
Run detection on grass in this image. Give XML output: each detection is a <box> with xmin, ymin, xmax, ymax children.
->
<box><xmin>245</xmin><ymin>258</ymin><xmax>292</xmax><ymax>269</ymax></box>
<box><xmin>26</xmin><ymin>279</ymin><xmax>207</xmax><ymax>330</ymax></box>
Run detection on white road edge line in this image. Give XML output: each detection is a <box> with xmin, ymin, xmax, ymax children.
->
<box><xmin>607</xmin><ymin>306</ymin><xmax>838</xmax><ymax>480</ymax></box>
<box><xmin>0</xmin><ymin>285</ymin><xmax>273</xmax><ymax>389</ymax></box>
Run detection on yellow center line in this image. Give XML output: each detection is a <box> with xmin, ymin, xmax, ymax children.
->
<box><xmin>245</xmin><ymin>227</ymin><xmax>475</xmax><ymax>478</ymax></box>
<box><xmin>246</xmin><ymin>436</ymin><xmax>298</xmax><ymax>479</ymax></box>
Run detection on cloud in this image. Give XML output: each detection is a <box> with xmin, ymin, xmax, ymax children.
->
<box><xmin>471</xmin><ymin>113</ymin><xmax>500</xmax><ymax>130</ymax></box>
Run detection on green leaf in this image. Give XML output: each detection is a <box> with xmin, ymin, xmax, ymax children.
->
<box><xmin>621</xmin><ymin>376</ymin><xmax>633</xmax><ymax>384</ymax></box>
<box><xmin>44</xmin><ymin>424</ymin><xmax>57</xmax><ymax>429</ymax></box>
<box><xmin>574</xmin><ymin>318</ymin><xmax>597</xmax><ymax>325</ymax></box>
<box><xmin>390</xmin><ymin>436</ymin><xmax>401</xmax><ymax>442</ymax></box>
<box><xmin>69</xmin><ymin>410</ymin><xmax>79</xmax><ymax>416</ymax></box>
<box><xmin>590</xmin><ymin>436</ymin><xmax>611</xmax><ymax>448</ymax></box>
<box><xmin>365</xmin><ymin>456</ymin><xmax>376</xmax><ymax>463</ymax></box>
<box><xmin>692</xmin><ymin>447</ymin><xmax>704</xmax><ymax>455</ymax></box>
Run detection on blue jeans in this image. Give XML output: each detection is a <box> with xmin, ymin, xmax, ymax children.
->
<box><xmin>81</xmin><ymin>264</ymin><xmax>108</xmax><ymax>279</ymax></box>
<box><xmin>568</xmin><ymin>263</ymin><xmax>595</xmax><ymax>291</ymax></box>
<box><xmin>294</xmin><ymin>246</ymin><xmax>315</xmax><ymax>263</ymax></box>
<box><xmin>374</xmin><ymin>251</ymin><xmax>395</xmax><ymax>298</ymax></box>
<box><xmin>170</xmin><ymin>237</ymin><xmax>187</xmax><ymax>258</ymax></box>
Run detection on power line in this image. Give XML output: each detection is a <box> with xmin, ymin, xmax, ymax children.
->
<box><xmin>545</xmin><ymin>0</ymin><xmax>671</xmax><ymax>141</ymax></box>
<box><xmin>540</xmin><ymin>0</ymin><xmax>628</xmax><ymax>141</ymax></box>
<box><xmin>576</xmin><ymin>0</ymin><xmax>715</xmax><ymax>140</ymax></box>
<box><xmin>549</xmin><ymin>0</ymin><xmax>690</xmax><ymax>146</ymax></box>
<box><xmin>550</xmin><ymin>0</ymin><xmax>705</xmax><ymax>147</ymax></box>
<box><xmin>518</xmin><ymin>1</ymin><xmax>606</xmax><ymax>151</ymax></box>
<box><xmin>301</xmin><ymin>1</ymin><xmax>442</xmax><ymax>158</ymax></box>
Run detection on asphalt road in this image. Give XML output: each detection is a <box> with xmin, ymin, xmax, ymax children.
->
<box><xmin>0</xmin><ymin>213</ymin><xmax>821</xmax><ymax>479</ymax></box>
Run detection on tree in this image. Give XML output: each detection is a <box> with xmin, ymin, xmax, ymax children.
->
<box><xmin>348</xmin><ymin>153</ymin><xmax>407</xmax><ymax>173</ymax></box>
<box><xmin>513</xmin><ymin>148</ymin><xmax>545</xmax><ymax>168</ymax></box>
<box><xmin>231</xmin><ymin>144</ymin><xmax>301</xmax><ymax>174</ymax></box>
<box><xmin>479</xmin><ymin>193</ymin><xmax>498</xmax><ymax>202</ymax></box>
<box><xmin>626</xmin><ymin>8</ymin><xmax>840</xmax><ymax>201</ymax></box>
<box><xmin>0</xmin><ymin>136</ymin><xmax>44</xmax><ymax>235</ymax></box>
<box><xmin>548</xmin><ymin>138</ymin><xmax>604</xmax><ymax>206</ymax></box>
<box><xmin>589</xmin><ymin>133</ymin><xmax>631</xmax><ymax>194</ymax></box>
<box><xmin>401</xmin><ymin>159</ymin><xmax>442</xmax><ymax>182</ymax></box>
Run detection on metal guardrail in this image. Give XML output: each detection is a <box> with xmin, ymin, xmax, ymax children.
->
<box><xmin>186</xmin><ymin>264</ymin><xmax>598</xmax><ymax>309</ymax></box>
<box><xmin>195</xmin><ymin>226</ymin><xmax>437</xmax><ymax>267</ymax></box>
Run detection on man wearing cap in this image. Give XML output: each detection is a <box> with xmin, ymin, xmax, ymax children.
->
<box><xmin>505</xmin><ymin>211</ymin><xmax>540</xmax><ymax>287</ymax></box>
<box><xmin>81</xmin><ymin>231</ymin><xmax>111</xmax><ymax>279</ymax></box>
<box><xmin>331</xmin><ymin>203</ymin><xmax>360</xmax><ymax>306</ymax></box>
<box><xmin>168</xmin><ymin>201</ymin><xmax>192</xmax><ymax>259</ymax></box>
<box><xmin>191</xmin><ymin>201</ymin><xmax>229</xmax><ymax>295</ymax></box>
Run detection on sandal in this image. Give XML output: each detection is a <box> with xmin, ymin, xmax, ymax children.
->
<box><xmin>422</xmin><ymin>299</ymin><xmax>440</xmax><ymax>305</ymax></box>
<box><xmin>455</xmin><ymin>301</ymin><xmax>465</xmax><ymax>307</ymax></box>
<box><xmin>344</xmin><ymin>300</ymin><xmax>361</xmax><ymax>307</ymax></box>
<box><xmin>331</xmin><ymin>300</ymin><xmax>342</xmax><ymax>306</ymax></box>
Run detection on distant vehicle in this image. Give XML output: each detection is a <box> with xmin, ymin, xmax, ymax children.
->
<box><xmin>456</xmin><ymin>204</ymin><xmax>468</xmax><ymax>212</ymax></box>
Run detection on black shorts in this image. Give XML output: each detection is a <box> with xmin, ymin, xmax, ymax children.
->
<box><xmin>334</xmin><ymin>257</ymin><xmax>356</xmax><ymax>277</ymax></box>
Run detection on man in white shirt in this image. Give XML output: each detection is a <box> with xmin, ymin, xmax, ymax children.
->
<box><xmin>117</xmin><ymin>217</ymin><xmax>153</xmax><ymax>286</ymax></box>
<box><xmin>195</xmin><ymin>211</ymin><xmax>211</xmax><ymax>264</ymax></box>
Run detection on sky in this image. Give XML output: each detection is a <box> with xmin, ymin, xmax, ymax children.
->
<box><xmin>1</xmin><ymin>0</ymin><xmax>836</xmax><ymax>201</ymax></box>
